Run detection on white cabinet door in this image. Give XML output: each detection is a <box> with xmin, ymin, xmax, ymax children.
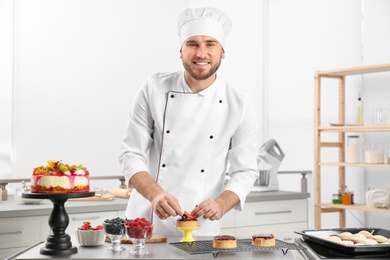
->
<box><xmin>235</xmin><ymin>199</ymin><xmax>307</xmax><ymax>227</ymax></box>
<box><xmin>0</xmin><ymin>216</ymin><xmax>42</xmax><ymax>248</ymax></box>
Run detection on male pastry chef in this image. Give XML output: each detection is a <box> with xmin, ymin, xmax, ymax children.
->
<box><xmin>119</xmin><ymin>7</ymin><xmax>259</xmax><ymax>236</ymax></box>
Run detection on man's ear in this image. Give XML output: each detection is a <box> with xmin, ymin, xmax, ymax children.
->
<box><xmin>179</xmin><ymin>48</ymin><xmax>182</xmax><ymax>58</ymax></box>
<box><xmin>221</xmin><ymin>49</ymin><xmax>225</xmax><ymax>59</ymax></box>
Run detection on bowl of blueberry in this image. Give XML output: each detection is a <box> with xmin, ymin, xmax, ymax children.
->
<box><xmin>103</xmin><ymin>217</ymin><xmax>126</xmax><ymax>251</ymax></box>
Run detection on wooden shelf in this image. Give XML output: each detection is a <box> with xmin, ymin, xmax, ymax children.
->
<box><xmin>319</xmin><ymin>162</ymin><xmax>390</xmax><ymax>168</ymax></box>
<box><xmin>321</xmin><ymin>203</ymin><xmax>390</xmax><ymax>214</ymax></box>
<box><xmin>317</xmin><ymin>63</ymin><xmax>390</xmax><ymax>77</ymax></box>
<box><xmin>314</xmin><ymin>63</ymin><xmax>390</xmax><ymax>229</ymax></box>
<box><xmin>319</xmin><ymin>125</ymin><xmax>390</xmax><ymax>132</ymax></box>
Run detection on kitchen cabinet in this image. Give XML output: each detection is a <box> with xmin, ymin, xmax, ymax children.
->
<box><xmin>221</xmin><ymin>196</ymin><xmax>308</xmax><ymax>240</ymax></box>
<box><xmin>313</xmin><ymin>63</ymin><xmax>390</xmax><ymax>229</ymax></box>
<box><xmin>0</xmin><ymin>216</ymin><xmax>42</xmax><ymax>250</ymax></box>
<box><xmin>1</xmin><ymin>200</ymin><xmax>113</xmax><ymax>259</ymax></box>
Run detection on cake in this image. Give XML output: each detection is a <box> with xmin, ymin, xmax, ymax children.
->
<box><xmin>31</xmin><ymin>160</ymin><xmax>90</xmax><ymax>193</ymax></box>
<box><xmin>252</xmin><ymin>234</ymin><xmax>276</xmax><ymax>247</ymax></box>
<box><xmin>176</xmin><ymin>211</ymin><xmax>199</xmax><ymax>228</ymax></box>
<box><xmin>213</xmin><ymin>235</ymin><xmax>237</xmax><ymax>249</ymax></box>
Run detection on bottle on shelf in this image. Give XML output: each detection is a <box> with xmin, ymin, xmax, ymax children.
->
<box><xmin>347</xmin><ymin>135</ymin><xmax>360</xmax><ymax>163</ymax></box>
<box><xmin>356</xmin><ymin>94</ymin><xmax>364</xmax><ymax>125</ymax></box>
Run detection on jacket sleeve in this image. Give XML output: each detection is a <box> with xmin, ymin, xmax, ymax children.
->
<box><xmin>119</xmin><ymin>79</ymin><xmax>154</xmax><ymax>187</ymax></box>
<box><xmin>224</xmin><ymin>94</ymin><xmax>259</xmax><ymax>211</ymax></box>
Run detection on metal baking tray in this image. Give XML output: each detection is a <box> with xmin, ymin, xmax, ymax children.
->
<box><xmin>295</xmin><ymin>227</ymin><xmax>390</xmax><ymax>254</ymax></box>
<box><xmin>170</xmin><ymin>239</ymin><xmax>305</xmax><ymax>257</ymax></box>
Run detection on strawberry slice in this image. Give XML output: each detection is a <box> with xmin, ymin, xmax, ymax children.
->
<box><xmin>183</xmin><ymin>211</ymin><xmax>196</xmax><ymax>220</ymax></box>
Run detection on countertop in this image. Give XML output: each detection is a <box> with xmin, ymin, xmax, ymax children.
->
<box><xmin>8</xmin><ymin>236</ymin><xmax>306</xmax><ymax>260</ymax></box>
<box><xmin>0</xmin><ymin>190</ymin><xmax>310</xmax><ymax>218</ymax></box>
<box><xmin>3</xmin><ymin>191</ymin><xmax>310</xmax><ymax>260</ymax></box>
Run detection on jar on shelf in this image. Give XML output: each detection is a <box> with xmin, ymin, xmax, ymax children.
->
<box><xmin>347</xmin><ymin>135</ymin><xmax>360</xmax><ymax>163</ymax></box>
<box><xmin>364</xmin><ymin>143</ymin><xmax>384</xmax><ymax>164</ymax></box>
<box><xmin>332</xmin><ymin>193</ymin><xmax>342</xmax><ymax>204</ymax></box>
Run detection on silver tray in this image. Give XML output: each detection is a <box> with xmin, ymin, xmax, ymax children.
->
<box><xmin>295</xmin><ymin>227</ymin><xmax>390</xmax><ymax>254</ymax></box>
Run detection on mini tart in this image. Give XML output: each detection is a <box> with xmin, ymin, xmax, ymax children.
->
<box><xmin>176</xmin><ymin>219</ymin><xmax>198</xmax><ymax>228</ymax></box>
<box><xmin>213</xmin><ymin>235</ymin><xmax>237</xmax><ymax>249</ymax></box>
<box><xmin>252</xmin><ymin>234</ymin><xmax>275</xmax><ymax>247</ymax></box>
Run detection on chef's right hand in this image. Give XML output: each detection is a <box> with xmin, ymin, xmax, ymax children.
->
<box><xmin>151</xmin><ymin>192</ymin><xmax>183</xmax><ymax>220</ymax></box>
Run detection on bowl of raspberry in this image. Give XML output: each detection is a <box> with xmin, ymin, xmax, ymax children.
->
<box><xmin>126</xmin><ymin>217</ymin><xmax>153</xmax><ymax>255</ymax></box>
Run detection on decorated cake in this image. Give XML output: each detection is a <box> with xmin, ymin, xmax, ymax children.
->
<box><xmin>252</xmin><ymin>234</ymin><xmax>276</xmax><ymax>247</ymax></box>
<box><xmin>31</xmin><ymin>160</ymin><xmax>90</xmax><ymax>193</ymax></box>
<box><xmin>213</xmin><ymin>235</ymin><xmax>237</xmax><ymax>248</ymax></box>
<box><xmin>176</xmin><ymin>211</ymin><xmax>199</xmax><ymax>228</ymax></box>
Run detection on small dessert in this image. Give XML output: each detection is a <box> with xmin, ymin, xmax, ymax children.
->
<box><xmin>362</xmin><ymin>238</ymin><xmax>379</xmax><ymax>245</ymax></box>
<box><xmin>176</xmin><ymin>211</ymin><xmax>199</xmax><ymax>228</ymax></box>
<box><xmin>338</xmin><ymin>231</ymin><xmax>352</xmax><ymax>240</ymax></box>
<box><xmin>359</xmin><ymin>230</ymin><xmax>373</xmax><ymax>239</ymax></box>
<box><xmin>340</xmin><ymin>240</ymin><xmax>354</xmax><ymax>246</ymax></box>
<box><xmin>372</xmin><ymin>235</ymin><xmax>387</xmax><ymax>243</ymax></box>
<box><xmin>328</xmin><ymin>236</ymin><xmax>342</xmax><ymax>243</ymax></box>
<box><xmin>213</xmin><ymin>235</ymin><xmax>237</xmax><ymax>249</ymax></box>
<box><xmin>349</xmin><ymin>233</ymin><xmax>367</xmax><ymax>243</ymax></box>
<box><xmin>252</xmin><ymin>234</ymin><xmax>276</xmax><ymax>247</ymax></box>
<box><xmin>31</xmin><ymin>160</ymin><xmax>90</xmax><ymax>193</ymax></box>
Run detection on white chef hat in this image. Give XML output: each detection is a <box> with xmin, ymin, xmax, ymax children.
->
<box><xmin>177</xmin><ymin>7</ymin><xmax>232</xmax><ymax>49</ymax></box>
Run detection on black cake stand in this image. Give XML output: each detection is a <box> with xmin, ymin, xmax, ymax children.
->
<box><xmin>22</xmin><ymin>191</ymin><xmax>95</xmax><ymax>256</ymax></box>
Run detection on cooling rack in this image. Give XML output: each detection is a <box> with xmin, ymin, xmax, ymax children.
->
<box><xmin>170</xmin><ymin>238</ymin><xmax>306</xmax><ymax>258</ymax></box>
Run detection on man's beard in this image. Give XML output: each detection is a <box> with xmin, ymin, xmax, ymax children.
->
<box><xmin>182</xmin><ymin>59</ymin><xmax>222</xmax><ymax>81</ymax></box>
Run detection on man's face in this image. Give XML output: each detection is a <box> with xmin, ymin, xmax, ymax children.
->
<box><xmin>180</xmin><ymin>35</ymin><xmax>225</xmax><ymax>81</ymax></box>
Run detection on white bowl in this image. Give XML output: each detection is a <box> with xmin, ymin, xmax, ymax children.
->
<box><xmin>21</xmin><ymin>197</ymin><xmax>44</xmax><ymax>204</ymax></box>
<box><xmin>75</xmin><ymin>229</ymin><xmax>105</xmax><ymax>246</ymax></box>
<box><xmin>16</xmin><ymin>190</ymin><xmax>44</xmax><ymax>204</ymax></box>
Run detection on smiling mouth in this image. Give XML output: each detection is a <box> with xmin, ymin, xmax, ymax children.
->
<box><xmin>193</xmin><ymin>61</ymin><xmax>210</xmax><ymax>66</ymax></box>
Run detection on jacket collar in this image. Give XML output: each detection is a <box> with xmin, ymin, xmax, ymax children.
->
<box><xmin>180</xmin><ymin>70</ymin><xmax>222</xmax><ymax>96</ymax></box>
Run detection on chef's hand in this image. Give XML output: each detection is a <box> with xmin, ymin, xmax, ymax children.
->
<box><xmin>191</xmin><ymin>198</ymin><xmax>223</xmax><ymax>221</ymax></box>
<box><xmin>151</xmin><ymin>192</ymin><xmax>183</xmax><ymax>220</ymax></box>
<box><xmin>191</xmin><ymin>190</ymin><xmax>240</xmax><ymax>221</ymax></box>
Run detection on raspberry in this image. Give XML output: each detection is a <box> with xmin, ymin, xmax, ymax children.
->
<box><xmin>126</xmin><ymin>218</ymin><xmax>153</xmax><ymax>239</ymax></box>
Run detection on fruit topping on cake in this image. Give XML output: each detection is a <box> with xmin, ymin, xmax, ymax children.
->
<box><xmin>31</xmin><ymin>160</ymin><xmax>90</xmax><ymax>193</ymax></box>
<box><xmin>33</xmin><ymin>160</ymin><xmax>89</xmax><ymax>176</ymax></box>
<box><xmin>176</xmin><ymin>211</ymin><xmax>199</xmax><ymax>228</ymax></box>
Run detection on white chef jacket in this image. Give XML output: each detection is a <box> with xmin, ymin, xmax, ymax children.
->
<box><xmin>119</xmin><ymin>71</ymin><xmax>259</xmax><ymax>236</ymax></box>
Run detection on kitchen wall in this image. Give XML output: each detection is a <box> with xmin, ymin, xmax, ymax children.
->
<box><xmin>1</xmin><ymin>0</ymin><xmax>390</xmax><ymax>229</ymax></box>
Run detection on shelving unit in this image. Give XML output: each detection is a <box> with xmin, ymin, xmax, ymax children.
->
<box><xmin>314</xmin><ymin>63</ymin><xmax>390</xmax><ymax>229</ymax></box>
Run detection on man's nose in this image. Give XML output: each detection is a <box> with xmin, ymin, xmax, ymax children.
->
<box><xmin>196</xmin><ymin>47</ymin><xmax>205</xmax><ymax>58</ymax></box>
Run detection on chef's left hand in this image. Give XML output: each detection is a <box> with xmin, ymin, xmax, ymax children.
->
<box><xmin>191</xmin><ymin>190</ymin><xmax>240</xmax><ymax>221</ymax></box>
<box><xmin>191</xmin><ymin>198</ymin><xmax>223</xmax><ymax>221</ymax></box>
